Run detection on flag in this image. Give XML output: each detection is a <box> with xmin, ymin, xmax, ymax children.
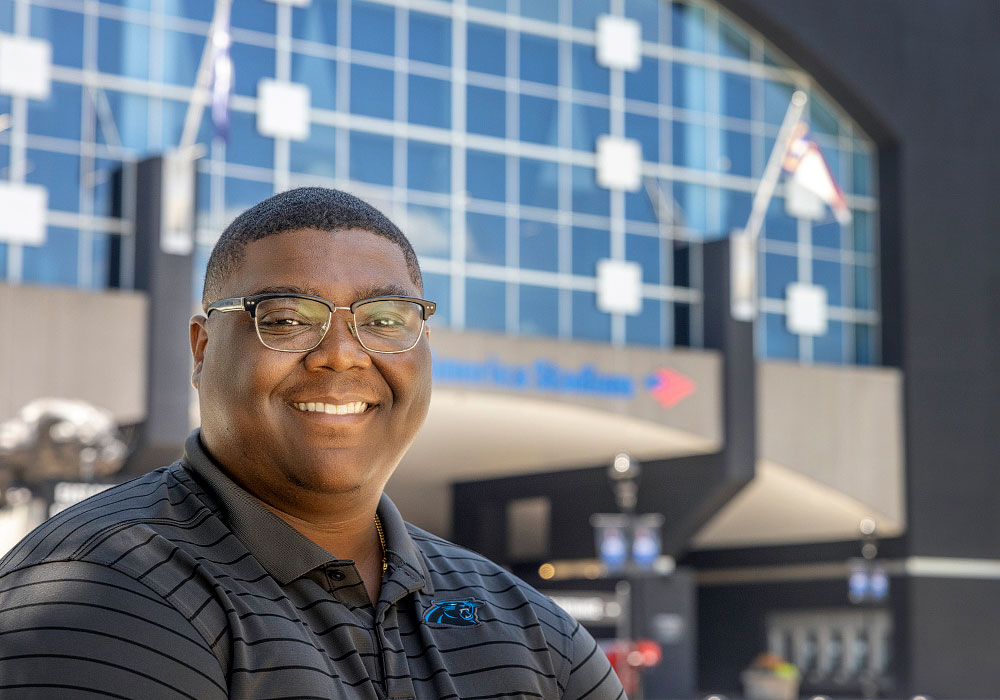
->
<box><xmin>209</xmin><ymin>4</ymin><xmax>234</xmax><ymax>141</ymax></box>
<box><xmin>782</xmin><ymin>122</ymin><xmax>851</xmax><ymax>225</ymax></box>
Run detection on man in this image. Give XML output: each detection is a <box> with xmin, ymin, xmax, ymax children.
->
<box><xmin>0</xmin><ymin>188</ymin><xmax>625</xmax><ymax>700</ymax></box>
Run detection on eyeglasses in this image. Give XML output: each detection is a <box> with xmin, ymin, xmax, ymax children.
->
<box><xmin>206</xmin><ymin>293</ymin><xmax>436</xmax><ymax>354</ymax></box>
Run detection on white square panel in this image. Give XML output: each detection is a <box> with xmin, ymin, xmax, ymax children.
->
<box><xmin>597</xmin><ymin>258</ymin><xmax>643</xmax><ymax>316</ymax></box>
<box><xmin>595</xmin><ymin>15</ymin><xmax>642</xmax><ymax>72</ymax></box>
<box><xmin>0</xmin><ymin>36</ymin><xmax>51</xmax><ymax>99</ymax></box>
<box><xmin>0</xmin><ymin>182</ymin><xmax>47</xmax><ymax>246</ymax></box>
<box><xmin>596</xmin><ymin>135</ymin><xmax>642</xmax><ymax>192</ymax></box>
<box><xmin>786</xmin><ymin>282</ymin><xmax>828</xmax><ymax>336</ymax></box>
<box><xmin>257</xmin><ymin>79</ymin><xmax>311</xmax><ymax>141</ymax></box>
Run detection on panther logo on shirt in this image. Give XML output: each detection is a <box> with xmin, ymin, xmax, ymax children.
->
<box><xmin>423</xmin><ymin>598</ymin><xmax>483</xmax><ymax>627</ymax></box>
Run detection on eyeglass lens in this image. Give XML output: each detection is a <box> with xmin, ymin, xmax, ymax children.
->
<box><xmin>254</xmin><ymin>297</ymin><xmax>425</xmax><ymax>353</ymax></box>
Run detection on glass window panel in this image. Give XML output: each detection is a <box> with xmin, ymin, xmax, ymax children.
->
<box><xmin>293</xmin><ymin>1</ymin><xmax>337</xmax><ymax>43</ymax></box>
<box><xmin>0</xmin><ymin>241</ymin><xmax>8</xmax><ymax>279</ymax></box>
<box><xmin>0</xmin><ymin>0</ymin><xmax>12</xmax><ymax>32</ymax></box>
<box><xmin>26</xmin><ymin>149</ymin><xmax>80</xmax><ymax>212</ymax></box>
<box><xmin>519</xmin><ymin>218</ymin><xmax>558</xmax><ymax>272</ymax></box>
<box><xmin>231</xmin><ymin>42</ymin><xmax>275</xmax><ymax>96</ymax></box>
<box><xmin>853</xmin><ymin>210</ymin><xmax>875</xmax><ymax>253</ymax></box>
<box><xmin>572</xmin><ymin>0</ymin><xmax>608</xmax><ymax>28</ymax></box>
<box><xmin>98</xmin><ymin>90</ymin><xmax>148</xmax><ymax>152</ymax></box>
<box><xmin>520</xmin><ymin>95</ymin><xmax>560</xmax><ymax>146</ymax></box>
<box><xmin>626</xmin><ymin>233</ymin><xmax>659</xmax><ymax>284</ymax></box>
<box><xmin>290</xmin><ymin>124</ymin><xmax>336</xmax><ymax>177</ymax></box>
<box><xmin>352</xmin><ymin>1</ymin><xmax>395</xmax><ymax>55</ymax></box>
<box><xmin>468</xmin><ymin>0</ymin><xmax>506</xmax><ymax>10</ymax></box>
<box><xmin>225</xmin><ymin>177</ymin><xmax>274</xmax><ymax>223</ymax></box>
<box><xmin>519</xmin><ymin>158</ymin><xmax>559</xmax><ymax>210</ymax></box>
<box><xmin>810</xmin><ymin>92</ymin><xmax>840</xmax><ymax>137</ymax></box>
<box><xmin>422</xmin><ymin>272</ymin><xmax>450</xmax><ymax>325</ymax></box>
<box><xmin>408</xmin><ymin>140</ymin><xmax>451</xmax><ymax>193</ymax></box>
<box><xmin>813</xmin><ymin>320</ymin><xmax>845</xmax><ymax>364</ymax></box>
<box><xmin>855</xmin><ymin>323</ymin><xmax>876</xmax><ymax>365</ymax></box>
<box><xmin>225</xmin><ymin>111</ymin><xmax>274</xmax><ymax>169</ymax></box>
<box><xmin>813</xmin><ymin>219</ymin><xmax>841</xmax><ymax>250</ymax></box>
<box><xmin>161</xmin><ymin>98</ymin><xmax>212</xmax><ymax>151</ymax></box>
<box><xmin>720</xmin><ymin>72</ymin><xmax>751</xmax><ymax>120</ymax></box>
<box><xmin>763</xmin><ymin>251</ymin><xmax>797</xmax><ymax>299</ymax></box>
<box><xmin>407</xmin><ymin>204</ymin><xmax>451</xmax><ymax>258</ymax></box>
<box><xmin>672</xmin><ymin>181</ymin><xmax>707</xmax><ymax>234</ymax></box>
<box><xmin>467</xmin><ymin>86</ymin><xmax>505</xmax><ymax>138</ymax></box>
<box><xmin>572</xmin><ymin>43</ymin><xmax>609</xmax><ymax>94</ymax></box>
<box><xmin>231</xmin><ymin>0</ymin><xmax>275</xmax><ymax>32</ymax></box>
<box><xmin>572</xmin><ymin>226</ymin><xmax>609</xmax><ymax>276</ymax></box>
<box><xmin>572</xmin><ymin>166</ymin><xmax>610</xmax><ymax>217</ymax></box>
<box><xmin>626</xmin><ymin>113</ymin><xmax>658</xmax><ymax>163</ymax></box>
<box><xmin>813</xmin><ymin>258</ymin><xmax>843</xmax><ymax>306</ymax></box>
<box><xmin>467</xmin><ymin>23</ymin><xmax>506</xmax><ymax>76</ymax></box>
<box><xmin>351</xmin><ymin>65</ymin><xmax>394</xmax><ymax>118</ymax></box>
<box><xmin>519</xmin><ymin>0</ymin><xmax>559</xmax><ymax>23</ymax></box>
<box><xmin>349</xmin><ymin>131</ymin><xmax>393</xmax><ymax>185</ymax></box>
<box><xmin>722</xmin><ymin>129</ymin><xmax>751</xmax><ymax>177</ymax></box>
<box><xmin>763</xmin><ymin>312</ymin><xmax>798</xmax><ymax>359</ymax></box>
<box><xmin>466</xmin><ymin>278</ymin><xmax>506</xmax><ymax>332</ymax></box>
<box><xmin>572</xmin><ymin>290</ymin><xmax>611</xmax><ymax>342</ymax></box>
<box><xmin>718</xmin><ymin>17</ymin><xmax>751</xmax><ymax>59</ymax></box>
<box><xmin>466</xmin><ymin>150</ymin><xmax>506</xmax><ymax>202</ymax></box>
<box><xmin>98</xmin><ymin>18</ymin><xmax>150</xmax><ymax>80</ymax></box>
<box><xmin>625</xmin><ymin>57</ymin><xmax>658</xmax><ymax>103</ymax></box>
<box><xmin>466</xmin><ymin>212</ymin><xmax>505</xmax><ymax>265</ymax></box>
<box><xmin>626</xmin><ymin>189</ymin><xmax>656</xmax><ymax>223</ymax></box>
<box><xmin>28</xmin><ymin>82</ymin><xmax>81</xmax><ymax>140</ymax></box>
<box><xmin>31</xmin><ymin>6</ymin><xmax>83</xmax><ymax>68</ymax></box>
<box><xmin>854</xmin><ymin>264</ymin><xmax>875</xmax><ymax>310</ymax></box>
<box><xmin>163</xmin><ymin>0</ymin><xmax>212</xmax><ymax>20</ymax></box>
<box><xmin>90</xmin><ymin>158</ymin><xmax>119</xmax><ymax>218</ymax></box>
<box><xmin>519</xmin><ymin>284</ymin><xmax>559</xmax><ymax>337</ymax></box>
<box><xmin>764</xmin><ymin>79</ymin><xmax>795</xmax><ymax>125</ymax></box>
<box><xmin>673</xmin><ymin>301</ymin><xmax>691</xmax><ymax>345</ymax></box>
<box><xmin>520</xmin><ymin>34</ymin><xmax>559</xmax><ymax>85</ymax></box>
<box><xmin>673</xmin><ymin>121</ymin><xmax>706</xmax><ymax>170</ymax></box>
<box><xmin>626</xmin><ymin>298</ymin><xmax>661</xmax><ymax>346</ymax></box>
<box><xmin>90</xmin><ymin>232</ymin><xmax>113</xmax><ymax>290</ymax></box>
<box><xmin>292</xmin><ymin>53</ymin><xmax>337</xmax><ymax>111</ymax></box>
<box><xmin>853</xmin><ymin>149</ymin><xmax>874</xmax><ymax>196</ymax></box>
<box><xmin>721</xmin><ymin>189</ymin><xmax>752</xmax><ymax>234</ymax></box>
<box><xmin>162</xmin><ymin>29</ymin><xmax>202</xmax><ymax>86</ymax></box>
<box><xmin>626</xmin><ymin>0</ymin><xmax>661</xmax><ymax>42</ymax></box>
<box><xmin>672</xmin><ymin>63</ymin><xmax>707</xmax><ymax>112</ymax></box>
<box><xmin>22</xmin><ymin>227</ymin><xmax>78</xmax><ymax>286</ymax></box>
<box><xmin>410</xmin><ymin>12</ymin><xmax>451</xmax><ymax>65</ymax></box>
<box><xmin>571</xmin><ymin>104</ymin><xmax>609</xmax><ymax>152</ymax></box>
<box><xmin>764</xmin><ymin>197</ymin><xmax>797</xmax><ymax>242</ymax></box>
<box><xmin>408</xmin><ymin>75</ymin><xmax>451</xmax><ymax>128</ymax></box>
<box><xmin>671</xmin><ymin>2</ymin><xmax>707</xmax><ymax>51</ymax></box>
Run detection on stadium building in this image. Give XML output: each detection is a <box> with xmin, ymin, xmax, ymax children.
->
<box><xmin>0</xmin><ymin>0</ymin><xmax>997</xmax><ymax>697</ymax></box>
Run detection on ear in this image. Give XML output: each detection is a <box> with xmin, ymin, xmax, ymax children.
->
<box><xmin>190</xmin><ymin>314</ymin><xmax>209</xmax><ymax>389</ymax></box>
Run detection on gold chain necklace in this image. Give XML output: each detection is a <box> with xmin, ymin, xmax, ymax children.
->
<box><xmin>374</xmin><ymin>514</ymin><xmax>388</xmax><ymax>575</ymax></box>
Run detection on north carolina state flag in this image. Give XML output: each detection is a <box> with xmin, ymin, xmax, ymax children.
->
<box><xmin>782</xmin><ymin>122</ymin><xmax>851</xmax><ymax>225</ymax></box>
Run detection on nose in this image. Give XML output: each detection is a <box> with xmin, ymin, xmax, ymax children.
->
<box><xmin>303</xmin><ymin>309</ymin><xmax>372</xmax><ymax>372</ymax></box>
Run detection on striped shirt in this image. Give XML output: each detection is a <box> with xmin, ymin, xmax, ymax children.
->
<box><xmin>0</xmin><ymin>431</ymin><xmax>625</xmax><ymax>700</ymax></box>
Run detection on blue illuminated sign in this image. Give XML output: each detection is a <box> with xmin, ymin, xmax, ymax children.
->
<box><xmin>433</xmin><ymin>355</ymin><xmax>635</xmax><ymax>399</ymax></box>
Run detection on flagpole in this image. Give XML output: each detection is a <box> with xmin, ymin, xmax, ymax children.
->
<box><xmin>729</xmin><ymin>90</ymin><xmax>807</xmax><ymax>322</ymax></box>
<box><xmin>179</xmin><ymin>0</ymin><xmax>233</xmax><ymax>153</ymax></box>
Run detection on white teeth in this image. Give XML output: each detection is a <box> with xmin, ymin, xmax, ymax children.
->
<box><xmin>294</xmin><ymin>401</ymin><xmax>369</xmax><ymax>415</ymax></box>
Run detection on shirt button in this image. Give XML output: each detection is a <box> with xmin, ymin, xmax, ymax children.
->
<box><xmin>329</xmin><ymin>569</ymin><xmax>346</xmax><ymax>581</ymax></box>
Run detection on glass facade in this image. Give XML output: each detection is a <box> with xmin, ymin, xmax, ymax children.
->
<box><xmin>0</xmin><ymin>0</ymin><xmax>880</xmax><ymax>364</ymax></box>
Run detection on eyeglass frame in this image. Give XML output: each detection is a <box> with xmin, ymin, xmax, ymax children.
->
<box><xmin>205</xmin><ymin>292</ymin><xmax>437</xmax><ymax>354</ymax></box>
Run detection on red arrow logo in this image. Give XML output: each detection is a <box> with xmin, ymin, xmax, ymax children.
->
<box><xmin>645</xmin><ymin>368</ymin><xmax>696</xmax><ymax>408</ymax></box>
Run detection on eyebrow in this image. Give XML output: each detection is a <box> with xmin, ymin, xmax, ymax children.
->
<box><xmin>248</xmin><ymin>283</ymin><xmax>417</xmax><ymax>301</ymax></box>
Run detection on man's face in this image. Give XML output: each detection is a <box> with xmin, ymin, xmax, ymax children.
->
<box><xmin>190</xmin><ymin>228</ymin><xmax>432</xmax><ymax>514</ymax></box>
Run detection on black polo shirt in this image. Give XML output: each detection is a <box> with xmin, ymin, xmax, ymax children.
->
<box><xmin>0</xmin><ymin>431</ymin><xmax>624</xmax><ymax>700</ymax></box>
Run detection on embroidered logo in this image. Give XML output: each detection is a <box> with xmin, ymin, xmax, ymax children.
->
<box><xmin>423</xmin><ymin>598</ymin><xmax>483</xmax><ymax>627</ymax></box>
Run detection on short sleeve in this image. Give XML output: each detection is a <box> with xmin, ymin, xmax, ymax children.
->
<box><xmin>0</xmin><ymin>560</ymin><xmax>228</xmax><ymax>700</ymax></box>
<box><xmin>560</xmin><ymin>618</ymin><xmax>626</xmax><ymax>700</ymax></box>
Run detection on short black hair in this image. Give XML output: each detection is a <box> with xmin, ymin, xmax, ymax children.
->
<box><xmin>202</xmin><ymin>187</ymin><xmax>422</xmax><ymax>309</ymax></box>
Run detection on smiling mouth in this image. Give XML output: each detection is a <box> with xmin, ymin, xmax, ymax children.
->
<box><xmin>292</xmin><ymin>401</ymin><xmax>370</xmax><ymax>415</ymax></box>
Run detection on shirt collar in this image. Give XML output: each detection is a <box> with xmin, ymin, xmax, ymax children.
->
<box><xmin>181</xmin><ymin>429</ymin><xmax>432</xmax><ymax>593</ymax></box>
